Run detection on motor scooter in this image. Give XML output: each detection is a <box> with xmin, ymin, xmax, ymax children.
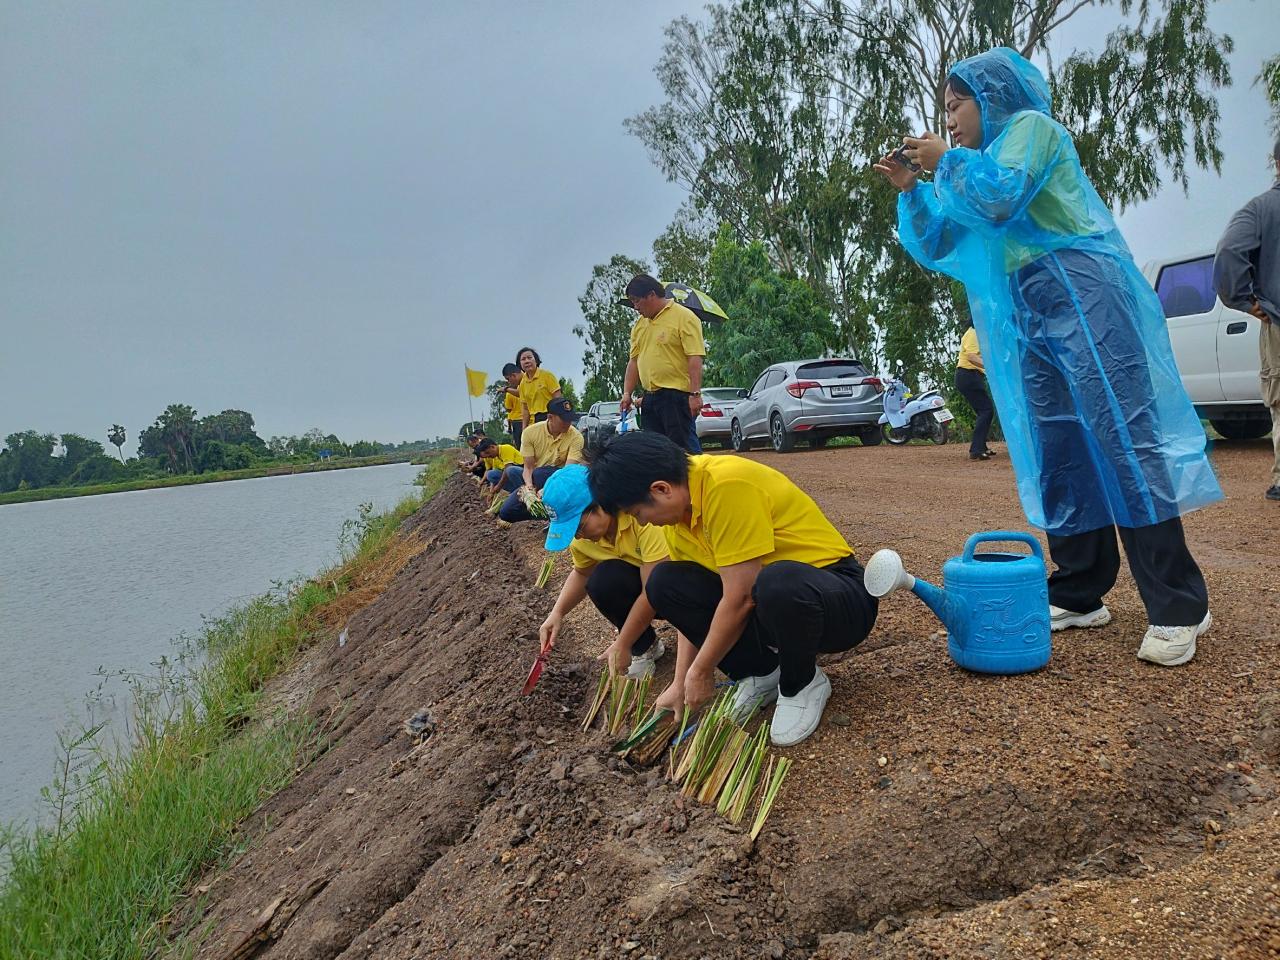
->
<box><xmin>878</xmin><ymin>363</ymin><xmax>953</xmax><ymax>445</ymax></box>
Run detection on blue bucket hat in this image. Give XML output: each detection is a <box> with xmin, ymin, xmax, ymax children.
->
<box><xmin>540</xmin><ymin>464</ymin><xmax>594</xmax><ymax>552</ymax></box>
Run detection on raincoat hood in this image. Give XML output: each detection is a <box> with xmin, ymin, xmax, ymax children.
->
<box><xmin>948</xmin><ymin>47</ymin><xmax>1052</xmax><ymax>147</ymax></box>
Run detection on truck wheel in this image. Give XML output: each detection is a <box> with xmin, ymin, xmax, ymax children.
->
<box><xmin>1210</xmin><ymin>417</ymin><xmax>1272</xmax><ymax>441</ymax></box>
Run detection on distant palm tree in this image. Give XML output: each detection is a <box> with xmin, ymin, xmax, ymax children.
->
<box><xmin>107</xmin><ymin>424</ymin><xmax>127</xmax><ymax>463</ymax></box>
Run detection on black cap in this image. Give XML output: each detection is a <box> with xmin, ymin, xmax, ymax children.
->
<box><xmin>546</xmin><ymin>397</ymin><xmax>581</xmax><ymax>422</ymax></box>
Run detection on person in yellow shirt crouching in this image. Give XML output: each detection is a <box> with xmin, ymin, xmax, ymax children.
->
<box><xmin>587</xmin><ymin>431</ymin><xmax>879</xmax><ymax>747</ymax></box>
<box><xmin>474</xmin><ymin>437</ymin><xmax>523</xmax><ymax>495</ymax></box>
<box><xmin>536</xmin><ymin>465</ymin><xmax>672</xmax><ymax>679</ymax></box>
<box><xmin>495</xmin><ymin>397</ymin><xmax>586</xmax><ymax>523</ymax></box>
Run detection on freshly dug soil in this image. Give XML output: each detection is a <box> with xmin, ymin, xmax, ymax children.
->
<box><xmin>185</xmin><ymin>441</ymin><xmax>1280</xmax><ymax>960</ymax></box>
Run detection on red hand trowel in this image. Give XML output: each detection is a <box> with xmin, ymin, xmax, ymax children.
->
<box><xmin>521</xmin><ymin>644</ymin><xmax>551</xmax><ymax>695</ymax></box>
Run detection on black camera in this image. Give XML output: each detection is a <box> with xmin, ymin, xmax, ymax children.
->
<box><xmin>892</xmin><ymin>144</ymin><xmax>921</xmax><ymax>172</ymax></box>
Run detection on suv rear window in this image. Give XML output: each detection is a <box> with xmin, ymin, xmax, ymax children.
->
<box><xmin>797</xmin><ymin>360</ymin><xmax>870</xmax><ymax>380</ymax></box>
<box><xmin>1155</xmin><ymin>257</ymin><xmax>1216</xmax><ymax>318</ymax></box>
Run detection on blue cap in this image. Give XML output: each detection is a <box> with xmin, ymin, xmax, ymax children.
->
<box><xmin>540</xmin><ymin>464</ymin><xmax>593</xmax><ymax>552</ymax></box>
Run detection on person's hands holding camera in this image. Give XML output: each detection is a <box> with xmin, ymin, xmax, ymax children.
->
<box><xmin>872</xmin><ymin>144</ymin><xmax>921</xmax><ymax>193</ymax></box>
<box><xmin>902</xmin><ymin>131</ymin><xmax>948</xmax><ymax>173</ymax></box>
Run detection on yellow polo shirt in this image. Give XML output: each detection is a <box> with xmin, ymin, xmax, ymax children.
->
<box><xmin>519</xmin><ymin>421</ymin><xmax>585</xmax><ymax>469</ymax></box>
<box><xmin>569</xmin><ymin>513</ymin><xmax>670</xmax><ymax>572</ymax></box>
<box><xmin>503</xmin><ymin>390</ymin><xmax>523</xmax><ymax>422</ymax></box>
<box><xmin>518</xmin><ymin>368</ymin><xmax>561</xmax><ymax>417</ymax></box>
<box><xmin>481</xmin><ymin>443</ymin><xmax>523</xmax><ymax>471</ymax></box>
<box><xmin>629</xmin><ymin>300</ymin><xmax>706</xmax><ymax>392</ymax></box>
<box><xmin>661</xmin><ymin>455</ymin><xmax>852</xmax><ymax>571</ymax></box>
<box><xmin>957</xmin><ymin>327</ymin><xmax>983</xmax><ymax>372</ymax></box>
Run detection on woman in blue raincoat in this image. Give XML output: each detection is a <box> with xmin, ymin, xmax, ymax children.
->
<box><xmin>874</xmin><ymin>47</ymin><xmax>1221</xmax><ymax>667</ymax></box>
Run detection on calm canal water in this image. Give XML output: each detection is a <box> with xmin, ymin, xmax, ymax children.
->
<box><xmin>0</xmin><ymin>462</ymin><xmax>423</xmax><ymax>830</ymax></box>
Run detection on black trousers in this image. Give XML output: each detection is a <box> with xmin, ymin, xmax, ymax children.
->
<box><xmin>508</xmin><ymin>419</ymin><xmax>522</xmax><ymax>448</ymax></box>
<box><xmin>585</xmin><ymin>560</ymin><xmax>655</xmax><ymax>654</ymax></box>
<box><xmin>645</xmin><ymin>556</ymin><xmax>878</xmax><ymax>697</ymax></box>
<box><xmin>470</xmin><ymin>460</ymin><xmax>485</xmax><ymax>477</ymax></box>
<box><xmin>1047</xmin><ymin>516</ymin><xmax>1208</xmax><ymax>626</ymax></box>
<box><xmin>641</xmin><ymin>388</ymin><xmax>699</xmax><ymax>452</ymax></box>
<box><xmin>954</xmin><ymin>367</ymin><xmax>994</xmax><ymax>456</ymax></box>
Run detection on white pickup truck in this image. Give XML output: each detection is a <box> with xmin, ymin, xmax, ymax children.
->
<box><xmin>1142</xmin><ymin>252</ymin><xmax>1271</xmax><ymax>440</ymax></box>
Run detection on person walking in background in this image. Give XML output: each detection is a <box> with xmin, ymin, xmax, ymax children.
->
<box><xmin>874</xmin><ymin>47</ymin><xmax>1221</xmax><ymax>667</ymax></box>
<box><xmin>618</xmin><ymin>274</ymin><xmax>705</xmax><ymax>452</ymax></box>
<box><xmin>516</xmin><ymin>347</ymin><xmax>562</xmax><ymax>431</ymax></box>
<box><xmin>954</xmin><ymin>319</ymin><xmax>996</xmax><ymax>461</ymax></box>
<box><xmin>537</xmin><ymin>464</ymin><xmax>671</xmax><ymax>680</ymax></box>
<box><xmin>501</xmin><ymin>362</ymin><xmax>526</xmax><ymax>448</ymax></box>
<box><xmin>1214</xmin><ymin>137</ymin><xmax>1280</xmax><ymax>502</ymax></box>
<box><xmin>496</xmin><ymin>397</ymin><xmax>585</xmax><ymax>523</ymax></box>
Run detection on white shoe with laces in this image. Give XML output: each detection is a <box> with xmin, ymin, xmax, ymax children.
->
<box><xmin>1136</xmin><ymin>611</ymin><xmax>1212</xmax><ymax>667</ymax></box>
<box><xmin>729</xmin><ymin>667</ymin><xmax>780</xmax><ymax>722</ymax></box>
<box><xmin>1049</xmin><ymin>604</ymin><xmax>1112</xmax><ymax>632</ymax></box>
<box><xmin>626</xmin><ymin>638</ymin><xmax>666</xmax><ymax>679</ymax></box>
<box><xmin>769</xmin><ymin>667</ymin><xmax>832</xmax><ymax>747</ymax></box>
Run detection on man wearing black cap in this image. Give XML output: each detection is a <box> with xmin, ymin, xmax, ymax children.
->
<box><xmin>495</xmin><ymin>396</ymin><xmax>586</xmax><ymax>523</ymax></box>
<box><xmin>619</xmin><ymin>274</ymin><xmax>706</xmax><ymax>453</ymax></box>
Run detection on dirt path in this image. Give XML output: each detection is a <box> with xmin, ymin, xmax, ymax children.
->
<box><xmin>183</xmin><ymin>440</ymin><xmax>1279</xmax><ymax>960</ymax></box>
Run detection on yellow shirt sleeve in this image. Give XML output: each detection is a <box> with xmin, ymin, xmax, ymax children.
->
<box><xmin>702</xmin><ymin>478</ymin><xmax>775</xmax><ymax>567</ymax></box>
<box><xmin>957</xmin><ymin>327</ymin><xmax>983</xmax><ymax>371</ymax></box>
<box><xmin>503</xmin><ymin>391</ymin><xmax>520</xmax><ymax>418</ymax></box>
<box><xmin>635</xmin><ymin>523</ymin><xmax>670</xmax><ymax>564</ymax></box>
<box><xmin>569</xmin><ymin>539</ymin><xmax>596</xmax><ymax>572</ymax></box>
<box><xmin>519</xmin><ymin>425</ymin><xmax>540</xmax><ymax>464</ymax></box>
<box><xmin>679</xmin><ymin>311</ymin><xmax>706</xmax><ymax>357</ymax></box>
<box><xmin>629</xmin><ymin>321</ymin><xmax>641</xmax><ymax>360</ymax></box>
<box><xmin>565</xmin><ymin>428</ymin><xmax>585</xmax><ymax>465</ymax></box>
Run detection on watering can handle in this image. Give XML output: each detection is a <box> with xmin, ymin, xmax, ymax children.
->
<box><xmin>961</xmin><ymin>530</ymin><xmax>1044</xmax><ymax>562</ymax></box>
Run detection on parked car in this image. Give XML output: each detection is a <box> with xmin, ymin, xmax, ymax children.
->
<box><xmin>695</xmin><ymin>387</ymin><xmax>746</xmax><ymax>446</ymax></box>
<box><xmin>578</xmin><ymin>400</ymin><xmax>623</xmax><ymax>450</ymax></box>
<box><xmin>729</xmin><ymin>358</ymin><xmax>884</xmax><ymax>453</ymax></box>
<box><xmin>1142</xmin><ymin>251</ymin><xmax>1270</xmax><ymax>439</ymax></box>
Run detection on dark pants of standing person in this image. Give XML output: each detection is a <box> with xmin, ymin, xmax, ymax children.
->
<box><xmin>497</xmin><ymin>465</ymin><xmax>558</xmax><ymax>522</ymax></box>
<box><xmin>585</xmin><ymin>560</ymin><xmax>656</xmax><ymax>655</ymax></box>
<box><xmin>954</xmin><ymin>366</ymin><xmax>994</xmax><ymax>457</ymax></box>
<box><xmin>508</xmin><ymin>420</ymin><xmax>522</xmax><ymax>448</ymax></box>
<box><xmin>1047</xmin><ymin>516</ymin><xmax>1209</xmax><ymax>627</ymax></box>
<box><xmin>642</xmin><ymin>388</ymin><xmax>700</xmax><ymax>452</ymax></box>
<box><xmin>645</xmin><ymin>556</ymin><xmax>877</xmax><ymax>697</ymax></box>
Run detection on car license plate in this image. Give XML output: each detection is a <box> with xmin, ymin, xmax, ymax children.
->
<box><xmin>933</xmin><ymin>408</ymin><xmax>954</xmax><ymax>423</ymax></box>
<box><xmin>829</xmin><ymin>384</ymin><xmax>854</xmax><ymax>397</ymax></box>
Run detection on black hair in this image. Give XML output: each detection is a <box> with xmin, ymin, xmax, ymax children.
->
<box><xmin>475</xmin><ymin>438</ymin><xmax>498</xmax><ymax>453</ymax></box>
<box><xmin>587</xmin><ymin>431</ymin><xmax>690</xmax><ymax>514</ymax></box>
<box><xmin>946</xmin><ymin>73</ymin><xmax>975</xmax><ymax>99</ymax></box>
<box><xmin>502</xmin><ymin>362</ymin><xmax>519</xmax><ymax>376</ymax></box>
<box><xmin>515</xmin><ymin>347</ymin><xmax>541</xmax><ymax>367</ymax></box>
<box><xmin>467</xmin><ymin>431</ymin><xmax>486</xmax><ymax>441</ymax></box>
<box><xmin>624</xmin><ymin>274</ymin><xmax>666</xmax><ymax>301</ymax></box>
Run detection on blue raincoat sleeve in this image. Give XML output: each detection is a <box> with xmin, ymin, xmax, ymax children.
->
<box><xmin>893</xmin><ymin>47</ymin><xmax>1221</xmax><ymax>535</ymax></box>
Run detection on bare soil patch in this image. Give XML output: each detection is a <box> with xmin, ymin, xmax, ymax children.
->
<box><xmin>184</xmin><ymin>441</ymin><xmax>1280</xmax><ymax>960</ymax></box>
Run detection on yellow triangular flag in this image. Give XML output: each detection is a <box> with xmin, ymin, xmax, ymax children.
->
<box><xmin>465</xmin><ymin>366</ymin><xmax>489</xmax><ymax>398</ymax></box>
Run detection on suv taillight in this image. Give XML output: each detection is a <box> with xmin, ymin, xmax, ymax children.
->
<box><xmin>785</xmin><ymin>379</ymin><xmax>821</xmax><ymax>398</ymax></box>
<box><xmin>863</xmin><ymin>376</ymin><xmax>884</xmax><ymax>393</ymax></box>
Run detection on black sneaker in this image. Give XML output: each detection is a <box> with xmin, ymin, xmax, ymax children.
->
<box><xmin>1267</xmin><ymin>486</ymin><xmax>1280</xmax><ymax>502</ymax></box>
<box><xmin>969</xmin><ymin>451</ymin><xmax>992</xmax><ymax>461</ymax></box>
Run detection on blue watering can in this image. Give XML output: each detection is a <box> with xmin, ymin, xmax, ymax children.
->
<box><xmin>863</xmin><ymin>531</ymin><xmax>1051</xmax><ymax>675</ymax></box>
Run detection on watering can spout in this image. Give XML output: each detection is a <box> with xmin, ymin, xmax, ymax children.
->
<box><xmin>863</xmin><ymin>549</ymin><xmax>966</xmax><ymax>634</ymax></box>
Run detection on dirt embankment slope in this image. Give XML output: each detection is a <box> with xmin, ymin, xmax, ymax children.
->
<box><xmin>186</xmin><ymin>441</ymin><xmax>1280</xmax><ymax>960</ymax></box>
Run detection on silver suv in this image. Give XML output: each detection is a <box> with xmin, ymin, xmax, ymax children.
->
<box><xmin>730</xmin><ymin>358</ymin><xmax>884</xmax><ymax>452</ymax></box>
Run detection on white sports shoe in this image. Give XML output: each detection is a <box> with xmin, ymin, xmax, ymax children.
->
<box><xmin>626</xmin><ymin>638</ymin><xmax>666</xmax><ymax>679</ymax></box>
<box><xmin>730</xmin><ymin>667</ymin><xmax>781</xmax><ymax>722</ymax></box>
<box><xmin>769</xmin><ymin>667</ymin><xmax>832</xmax><ymax>747</ymax></box>
<box><xmin>1136</xmin><ymin>612</ymin><xmax>1212</xmax><ymax>667</ymax></box>
<box><xmin>1049</xmin><ymin>604</ymin><xmax>1112</xmax><ymax>632</ymax></box>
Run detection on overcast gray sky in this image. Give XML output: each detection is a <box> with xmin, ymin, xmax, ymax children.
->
<box><xmin>2</xmin><ymin>1</ymin><xmax>1277</xmax><ymax>450</ymax></box>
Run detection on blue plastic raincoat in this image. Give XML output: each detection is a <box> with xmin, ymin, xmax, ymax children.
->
<box><xmin>897</xmin><ymin>47</ymin><xmax>1221</xmax><ymax>535</ymax></box>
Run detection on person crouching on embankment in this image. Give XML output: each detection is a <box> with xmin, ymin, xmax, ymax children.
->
<box><xmin>461</xmin><ymin>431</ymin><xmax>488</xmax><ymax>479</ymax></box>
<box><xmin>537</xmin><ymin>464</ymin><xmax>671</xmax><ymax>679</ymax></box>
<box><xmin>516</xmin><ymin>346</ymin><xmax>562</xmax><ymax>432</ymax></box>
<box><xmin>496</xmin><ymin>397</ymin><xmax>585</xmax><ymax>523</ymax></box>
<box><xmin>501</xmin><ymin>362</ymin><xmax>526</xmax><ymax>448</ymax></box>
<box><xmin>955</xmin><ymin>318</ymin><xmax>997</xmax><ymax>461</ymax></box>
<box><xmin>587</xmin><ymin>431</ymin><xmax>878</xmax><ymax>747</ymax></box>
<box><xmin>874</xmin><ymin>46</ymin><xmax>1221</xmax><ymax>667</ymax></box>
<box><xmin>474</xmin><ymin>437</ymin><xmax>523</xmax><ymax>496</ymax></box>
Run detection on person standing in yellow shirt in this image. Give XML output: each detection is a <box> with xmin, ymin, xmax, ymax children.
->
<box><xmin>500</xmin><ymin>363</ymin><xmax>526</xmax><ymax>448</ymax></box>
<box><xmin>536</xmin><ymin>465</ymin><xmax>672</xmax><ymax>679</ymax></box>
<box><xmin>954</xmin><ymin>319</ymin><xmax>996</xmax><ymax>461</ymax></box>
<box><xmin>515</xmin><ymin>347</ymin><xmax>562</xmax><ymax>431</ymax></box>
<box><xmin>618</xmin><ymin>274</ymin><xmax>706</xmax><ymax>452</ymax></box>
<box><xmin>587</xmin><ymin>431</ymin><xmax>878</xmax><ymax>747</ymax></box>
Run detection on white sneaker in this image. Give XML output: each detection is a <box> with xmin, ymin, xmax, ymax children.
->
<box><xmin>626</xmin><ymin>638</ymin><xmax>666</xmax><ymax>679</ymax></box>
<box><xmin>1049</xmin><ymin>604</ymin><xmax>1112</xmax><ymax>632</ymax></box>
<box><xmin>729</xmin><ymin>667</ymin><xmax>780</xmax><ymax>722</ymax></box>
<box><xmin>770</xmin><ymin>667</ymin><xmax>832</xmax><ymax>747</ymax></box>
<box><xmin>1137</xmin><ymin>612</ymin><xmax>1212</xmax><ymax>667</ymax></box>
